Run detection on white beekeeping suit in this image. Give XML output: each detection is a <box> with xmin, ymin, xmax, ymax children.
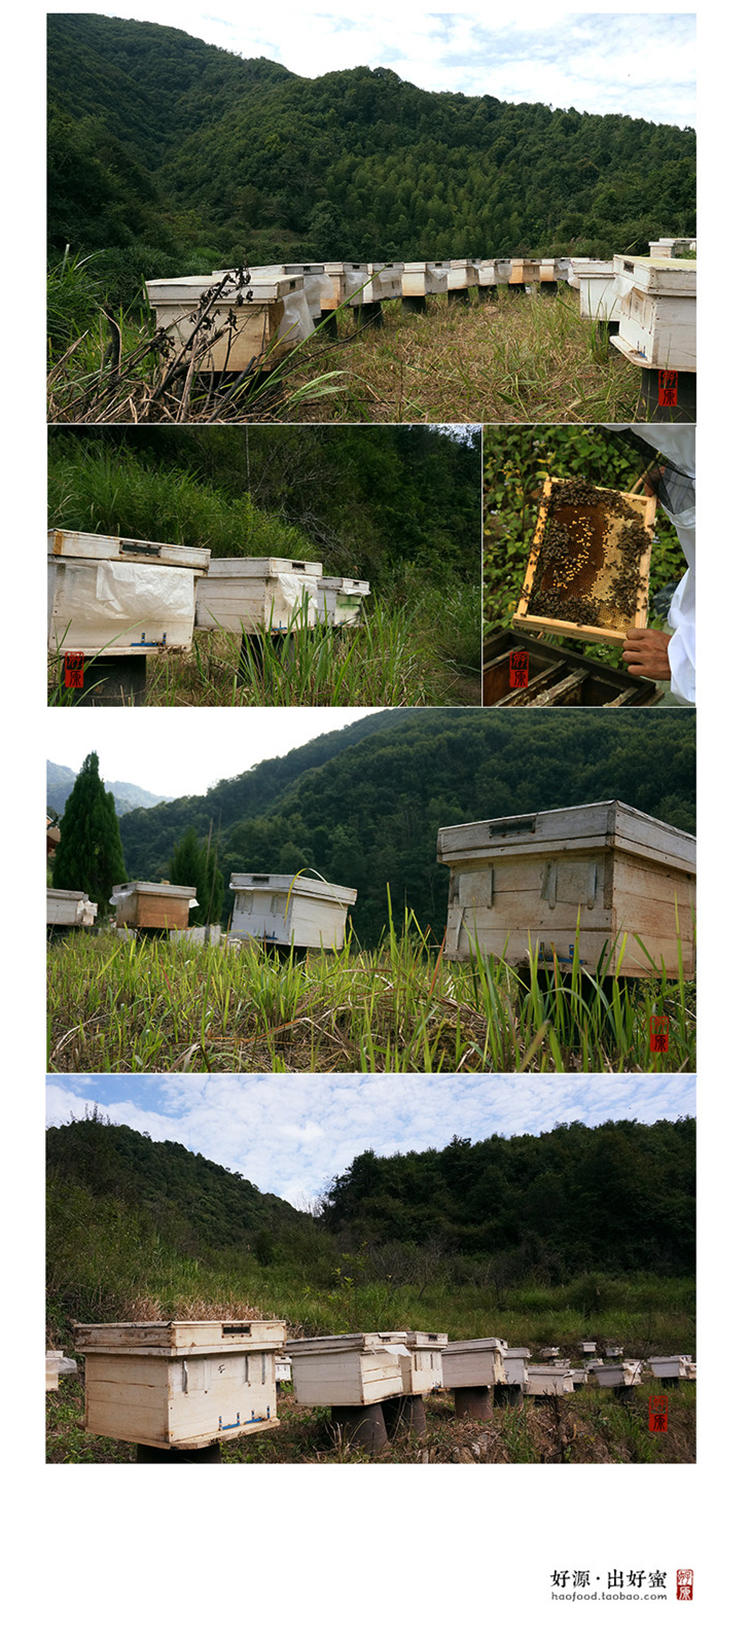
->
<box><xmin>625</xmin><ymin>425</ymin><xmax>695</xmax><ymax>704</ymax></box>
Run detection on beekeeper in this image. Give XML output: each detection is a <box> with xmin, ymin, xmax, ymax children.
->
<box><xmin>619</xmin><ymin>425</ymin><xmax>695</xmax><ymax>704</ymax></box>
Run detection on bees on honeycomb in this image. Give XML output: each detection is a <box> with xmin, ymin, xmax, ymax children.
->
<box><xmin>526</xmin><ymin>480</ymin><xmax>649</xmax><ymax>625</ymax></box>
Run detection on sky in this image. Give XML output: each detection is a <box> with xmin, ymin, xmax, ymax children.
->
<box><xmin>47</xmin><ymin>706</ymin><xmax>384</xmax><ymax>800</ymax></box>
<box><xmin>48</xmin><ymin>3</ymin><xmax>696</xmax><ymax>127</ymax></box>
<box><xmin>46</xmin><ymin>1071</ymin><xmax>696</xmax><ymax>1206</ymax></box>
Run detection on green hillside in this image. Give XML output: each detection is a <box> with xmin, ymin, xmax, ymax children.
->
<box><xmin>118</xmin><ymin>708</ymin><xmax>696</xmax><ymax>946</ymax></box>
<box><xmin>47</xmin><ymin>13</ymin><xmax>696</xmax><ymax>301</ymax></box>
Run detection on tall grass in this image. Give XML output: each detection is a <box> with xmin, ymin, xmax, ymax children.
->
<box><xmin>47</xmin><ymin>913</ymin><xmax>695</xmax><ymax>1074</ymax></box>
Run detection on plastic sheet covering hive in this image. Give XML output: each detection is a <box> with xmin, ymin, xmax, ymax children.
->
<box><xmin>277</xmin><ymin>287</ymin><xmax>315</xmax><ymax>344</ymax></box>
<box><xmin>48</xmin><ymin>560</ymin><xmax>198</xmax><ymax>654</ymax></box>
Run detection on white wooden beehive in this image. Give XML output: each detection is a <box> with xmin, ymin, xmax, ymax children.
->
<box><xmin>525</xmin><ymin>1366</ymin><xmax>575</xmax><ymax>1396</ymax></box>
<box><xmin>447</xmin><ymin>259</ymin><xmax>479</xmax><ymax>290</ymax></box>
<box><xmin>567</xmin><ymin>259</ymin><xmax>620</xmax><ymax>322</ymax></box>
<box><xmin>475</xmin><ymin>259</ymin><xmax>500</xmax><ymax>287</ymax></box>
<box><xmin>401</xmin><ymin>262</ymin><xmax>450</xmax><ymax>296</ymax></box>
<box><xmin>648</xmin><ymin>1355</ymin><xmax>691</xmax><ymax>1379</ymax></box>
<box><xmin>509</xmin><ymin>259</ymin><xmax>539</xmax><ymax>286</ymax></box>
<box><xmin>228</xmin><ymin>872</ymin><xmax>357</xmax><ymax>950</ymax></box>
<box><xmin>145</xmin><ymin>272</ymin><xmax>313</xmax><ymax>370</ymax></box>
<box><xmin>379</xmin><ymin>1330</ymin><xmax>447</xmax><ymax>1393</ymax></box>
<box><xmin>610</xmin><ymin>254</ymin><xmax>696</xmax><ymax>370</ymax></box>
<box><xmin>195</xmin><ymin>556</ymin><xmax>322</xmax><ymax>634</ymax></box>
<box><xmin>286</xmin><ymin>1333</ymin><xmax>404</xmax><ymax>1406</ymax></box>
<box><xmin>316</xmin><ymin>576</ymin><xmax>370</xmax><ymax>627</ymax></box>
<box><xmin>441</xmin><ymin>1338</ymin><xmax>507</xmax><ymax>1390</ymax></box>
<box><xmin>595</xmin><ymin>1360</ymin><xmax>642</xmax><ymax>1388</ymax></box>
<box><xmin>502</xmin><ymin>1353</ymin><xmax>529</xmax><ymax>1387</ymax></box>
<box><xmin>539</xmin><ymin>258</ymin><xmax>557</xmax><ymax>283</ymax></box>
<box><xmin>437</xmin><ymin>800</ymin><xmax>696</xmax><ymax>979</ymax></box>
<box><xmin>580</xmin><ymin>1340</ymin><xmax>598</xmax><ymax>1354</ymax></box>
<box><xmin>47</xmin><ymin>887</ymin><xmax>97</xmax><ymax>928</ymax></box>
<box><xmin>48</xmin><ymin>529</ymin><xmax>209</xmax><ymax>657</ymax></box>
<box><xmin>110</xmin><ymin>881</ymin><xmax>197</xmax><ymax>932</ymax></box>
<box><xmin>73</xmin><ymin>1320</ymin><xmax>286</xmax><ymax>1450</ymax></box>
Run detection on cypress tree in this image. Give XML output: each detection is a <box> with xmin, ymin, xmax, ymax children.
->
<box><xmin>52</xmin><ymin>751</ymin><xmax>126</xmax><ymax>916</ymax></box>
<box><xmin>169</xmin><ymin>827</ymin><xmax>208</xmax><ymax>925</ymax></box>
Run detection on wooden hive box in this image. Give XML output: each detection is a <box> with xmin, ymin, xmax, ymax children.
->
<box><xmin>46</xmin><ymin>1350</ymin><xmax>65</xmax><ymax>1391</ymax></box>
<box><xmin>73</xmin><ymin>1320</ymin><xmax>286</xmax><ymax>1450</ymax></box>
<box><xmin>509</xmin><ymin>259</ymin><xmax>539</xmax><ymax>285</ymax></box>
<box><xmin>379</xmin><ymin>1330</ymin><xmax>447</xmax><ymax>1393</ymax></box>
<box><xmin>344</xmin><ymin>263</ymin><xmax>403</xmax><ymax>303</ymax></box>
<box><xmin>286</xmin><ymin>1333</ymin><xmax>404</xmax><ymax>1406</ymax></box>
<box><xmin>436</xmin><ymin>799</ymin><xmax>696</xmax><ymax>978</ymax></box>
<box><xmin>539</xmin><ymin>258</ymin><xmax>557</xmax><ymax>283</ymax></box>
<box><xmin>441</xmin><ymin>1339</ymin><xmax>507</xmax><ymax>1390</ymax></box>
<box><xmin>447</xmin><ymin>259</ymin><xmax>479</xmax><ymax>290</ymax></box>
<box><xmin>319</xmin><ymin>264</ymin><xmax>347</xmax><ymax>310</ymax></box>
<box><xmin>648</xmin><ymin>1355</ymin><xmax>691</xmax><ymax>1379</ymax></box>
<box><xmin>595</xmin><ymin>1360</ymin><xmax>642</xmax><ymax>1388</ymax></box>
<box><xmin>475</xmin><ymin>259</ymin><xmax>501</xmax><ymax>287</ymax></box>
<box><xmin>195</xmin><ymin>556</ymin><xmax>322</xmax><ymax>634</ymax></box>
<box><xmin>401</xmin><ymin>262</ymin><xmax>451</xmax><ymax>296</ymax></box>
<box><xmin>502</xmin><ymin>1354</ymin><xmax>529</xmax><ymax>1387</ymax></box>
<box><xmin>111</xmin><ymin>881</ymin><xmax>197</xmax><ymax>932</ymax></box>
<box><xmin>48</xmin><ymin>530</ymin><xmax>209</xmax><ymax>657</ymax></box>
<box><xmin>145</xmin><ymin>273</ymin><xmax>311</xmax><ymax>371</ymax></box>
<box><xmin>317</xmin><ymin>576</ymin><xmax>371</xmax><ymax>628</ymax></box>
<box><xmin>47</xmin><ymin>887</ymin><xmax>97</xmax><ymax>928</ymax></box>
<box><xmin>580</xmin><ymin>1340</ymin><xmax>598</xmax><ymax>1354</ymax></box>
<box><xmin>567</xmin><ymin>260</ymin><xmax>620</xmax><ymax>322</ymax></box>
<box><xmin>228</xmin><ymin>872</ymin><xmax>357</xmax><ymax>950</ymax></box>
<box><xmin>482</xmin><ymin>629</ymin><xmax>660</xmax><ymax>708</ymax></box>
<box><xmin>512</xmin><ymin>477</ymin><xmax>656</xmax><ymax>647</ymax></box>
<box><xmin>525</xmin><ymin>1366</ymin><xmax>574</xmax><ymax>1396</ymax></box>
<box><xmin>610</xmin><ymin>254</ymin><xmax>696</xmax><ymax>371</ymax></box>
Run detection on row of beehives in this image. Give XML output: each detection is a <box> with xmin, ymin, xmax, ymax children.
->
<box><xmin>144</xmin><ymin>244</ymin><xmax>696</xmax><ymax>375</ymax></box>
<box><xmin>47</xmin><ymin>529</ymin><xmax>370</xmax><ymax>658</ymax></box>
<box><xmin>62</xmin><ymin>1322</ymin><xmax>695</xmax><ymax>1452</ymax></box>
<box><xmin>47</xmin><ymin>800</ymin><xmax>697</xmax><ymax>981</ymax></box>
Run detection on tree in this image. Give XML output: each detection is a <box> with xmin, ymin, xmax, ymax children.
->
<box><xmin>52</xmin><ymin>751</ymin><xmax>125</xmax><ymax>916</ymax></box>
<box><xmin>169</xmin><ymin>828</ymin><xmax>208</xmax><ymax>925</ymax></box>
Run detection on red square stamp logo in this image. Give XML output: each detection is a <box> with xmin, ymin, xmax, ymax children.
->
<box><xmin>650</xmin><ymin>1015</ymin><xmax>669</xmax><ymax>1052</ymax></box>
<box><xmin>649</xmin><ymin>1394</ymin><xmax>668</xmax><ymax>1431</ymax></box>
<box><xmin>509</xmin><ymin>651</ymin><xmax>529</xmax><ymax>689</ymax></box>
<box><xmin>658</xmin><ymin>369</ymin><xmax>679</xmax><ymax>406</ymax></box>
<box><xmin>676</xmin><ymin>1569</ymin><xmax>694</xmax><ymax>1601</ymax></box>
<box><xmin>63</xmin><ymin>651</ymin><xmax>85</xmax><ymax>689</ymax></box>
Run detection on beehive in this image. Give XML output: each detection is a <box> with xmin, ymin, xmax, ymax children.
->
<box><xmin>648</xmin><ymin>1355</ymin><xmax>692</xmax><ymax>1380</ymax></box>
<box><xmin>610</xmin><ymin>255</ymin><xmax>696</xmax><ymax>371</ymax></box>
<box><xmin>110</xmin><ymin>881</ymin><xmax>197</xmax><ymax>932</ymax></box>
<box><xmin>228</xmin><ymin>872</ymin><xmax>357</xmax><ymax>950</ymax></box>
<box><xmin>539</xmin><ymin>258</ymin><xmax>557</xmax><ymax>284</ymax></box>
<box><xmin>436</xmin><ymin>799</ymin><xmax>696</xmax><ymax>978</ymax></box>
<box><xmin>525</xmin><ymin>1366</ymin><xmax>574</xmax><ymax>1396</ymax></box>
<box><xmin>48</xmin><ymin>530</ymin><xmax>210</xmax><ymax>657</ymax></box>
<box><xmin>286</xmin><ymin>1333</ymin><xmax>404</xmax><ymax>1406</ymax></box>
<box><xmin>401</xmin><ymin>261</ymin><xmax>451</xmax><ymax>297</ymax></box>
<box><xmin>595</xmin><ymin>1360</ymin><xmax>642</xmax><ymax>1388</ymax></box>
<box><xmin>482</xmin><ymin>629</ymin><xmax>660</xmax><ymax>708</ymax></box>
<box><xmin>447</xmin><ymin>259</ymin><xmax>479</xmax><ymax>291</ymax></box>
<box><xmin>379</xmin><ymin>1331</ymin><xmax>447</xmax><ymax>1393</ymax></box>
<box><xmin>74</xmin><ymin>1320</ymin><xmax>286</xmax><ymax>1450</ymax></box>
<box><xmin>345</xmin><ymin>264</ymin><xmax>403</xmax><ymax>303</ymax></box>
<box><xmin>475</xmin><ymin>259</ymin><xmax>501</xmax><ymax>287</ymax></box>
<box><xmin>195</xmin><ymin>556</ymin><xmax>322</xmax><ymax>634</ymax></box>
<box><xmin>145</xmin><ymin>272</ymin><xmax>313</xmax><ymax>370</ymax></box>
<box><xmin>567</xmin><ymin>258</ymin><xmax>620</xmax><ymax>322</ymax></box>
<box><xmin>47</xmin><ymin>887</ymin><xmax>97</xmax><ymax>928</ymax></box>
<box><xmin>509</xmin><ymin>259</ymin><xmax>539</xmax><ymax>286</ymax></box>
<box><xmin>316</xmin><ymin>577</ymin><xmax>370</xmax><ymax>627</ymax></box>
<box><xmin>512</xmin><ymin>477</ymin><xmax>656</xmax><ymax>646</ymax></box>
<box><xmin>319</xmin><ymin>264</ymin><xmax>347</xmax><ymax>310</ymax></box>
<box><xmin>441</xmin><ymin>1339</ymin><xmax>507</xmax><ymax>1390</ymax></box>
<box><xmin>502</xmin><ymin>1348</ymin><xmax>530</xmax><ymax>1387</ymax></box>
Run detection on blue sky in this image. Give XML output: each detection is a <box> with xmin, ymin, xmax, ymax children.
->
<box><xmin>51</xmin><ymin>5</ymin><xmax>696</xmax><ymax>127</ymax></box>
<box><xmin>46</xmin><ymin>1072</ymin><xmax>696</xmax><ymax>1207</ymax></box>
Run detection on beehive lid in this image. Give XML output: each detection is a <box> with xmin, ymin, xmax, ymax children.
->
<box><xmin>443</xmin><ymin>1337</ymin><xmax>506</xmax><ymax>1354</ymax></box>
<box><xmin>319</xmin><ymin>577</ymin><xmax>370</xmax><ymax>594</ymax></box>
<box><xmin>436</xmin><ymin>801</ymin><xmax>696</xmax><ymax>873</ymax></box>
<box><xmin>206</xmin><ymin>556</ymin><xmax>322</xmax><ymax>577</ymax></box>
<box><xmin>229</xmin><ymin>873</ymin><xmax>357</xmax><ymax>905</ymax></box>
<box><xmin>48</xmin><ymin>887</ymin><xmax>91</xmax><ymax>902</ymax></box>
<box><xmin>285</xmin><ymin>1332</ymin><xmax>396</xmax><ymax>1355</ymax></box>
<box><xmin>379</xmin><ymin>1330</ymin><xmax>448</xmax><ymax>1348</ymax></box>
<box><xmin>504</xmin><ymin>1347</ymin><xmax>532</xmax><ymax>1359</ymax></box>
<box><xmin>112</xmin><ymin>881</ymin><xmax>197</xmax><ymax>900</ymax></box>
<box><xmin>613</xmin><ymin>254</ymin><xmax>696</xmax><ymax>294</ymax></box>
<box><xmin>73</xmin><ymin>1319</ymin><xmax>286</xmax><ymax>1354</ymax></box>
<box><xmin>48</xmin><ymin>528</ymin><xmax>211</xmax><ymax>573</ymax></box>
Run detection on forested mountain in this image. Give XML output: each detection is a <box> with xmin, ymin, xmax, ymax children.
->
<box><xmin>47</xmin><ymin>1113</ymin><xmax>695</xmax><ymax>1290</ymax></box>
<box><xmin>321</xmin><ymin>1117</ymin><xmax>696</xmax><ymax>1273</ymax></box>
<box><xmin>48</xmin><ymin>14</ymin><xmax>696</xmax><ymax>298</ymax></box>
<box><xmin>118</xmin><ymin>709</ymin><xmax>696</xmax><ymax>945</ymax></box>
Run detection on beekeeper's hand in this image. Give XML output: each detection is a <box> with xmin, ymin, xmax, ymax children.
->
<box><xmin>622</xmin><ymin>626</ymin><xmax>673</xmax><ymax>681</ymax></box>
